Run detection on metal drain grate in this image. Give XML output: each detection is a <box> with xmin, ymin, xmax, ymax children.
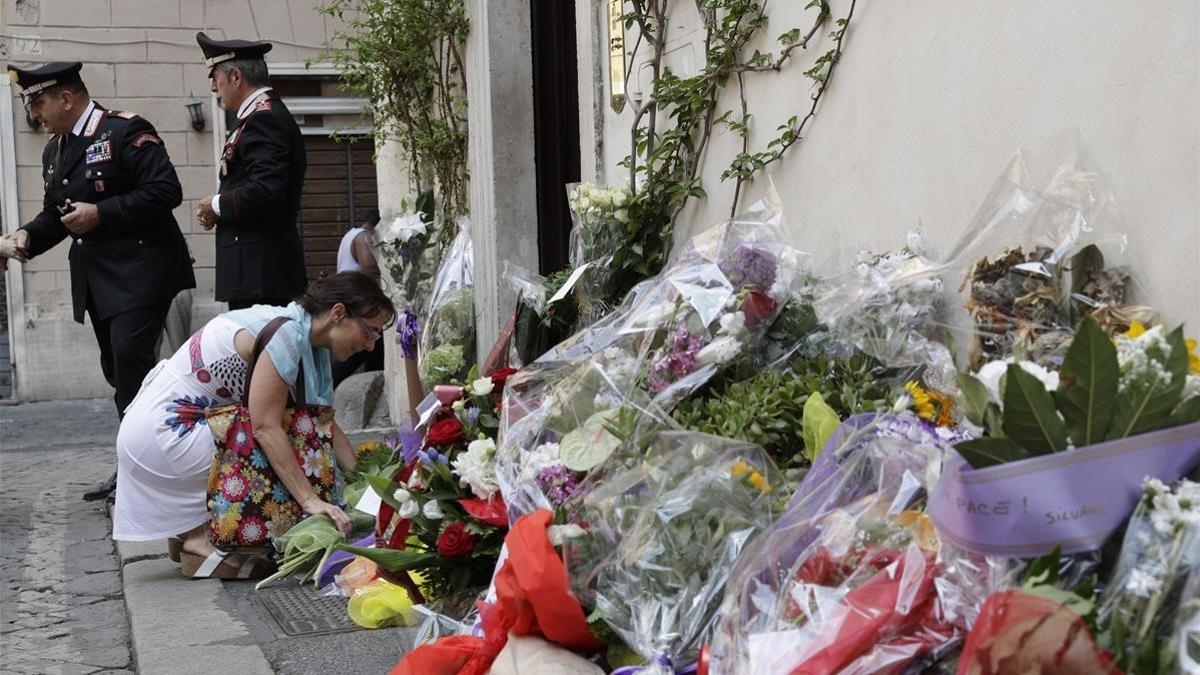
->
<box><xmin>257</xmin><ymin>586</ymin><xmax>363</xmax><ymax>637</ymax></box>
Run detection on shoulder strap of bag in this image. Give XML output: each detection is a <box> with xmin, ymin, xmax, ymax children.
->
<box><xmin>244</xmin><ymin>315</ymin><xmax>307</xmax><ymax>407</ymax></box>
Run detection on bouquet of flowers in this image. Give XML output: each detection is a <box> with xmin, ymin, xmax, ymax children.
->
<box><xmin>370</xmin><ymin>192</ymin><xmax>438</xmax><ymax>358</ymax></box>
<box><xmin>813</xmin><ymin>230</ymin><xmax>958</xmax><ymax>392</ymax></box>
<box><xmin>566</xmin><ymin>181</ymin><xmax>634</xmax><ymax>326</ymax></box>
<box><xmin>708</xmin><ymin>413</ymin><xmax>981</xmax><ymax>675</ymax></box>
<box><xmin>956</xmin><ymin>551</ymin><xmax>1120</xmax><ymax>675</ymax></box>
<box><xmin>339</xmin><ymin>367</ymin><xmax>514</xmax><ymax>605</ymax></box>
<box><xmin>506</xmin><ymin>262</ymin><xmax>580</xmax><ymax>366</ymax></box>
<box><xmin>928</xmin><ymin>315</ymin><xmax>1200</xmax><ymax>558</ymax></box>
<box><xmin>417</xmin><ymin>220</ymin><xmax>476</xmax><ymax>388</ymax></box>
<box><xmin>563</xmin><ymin>431</ymin><xmax>783</xmax><ymax>673</ymax></box>
<box><xmin>494</xmin><ymin>192</ymin><xmax>806</xmax><ymax>521</ymax></box>
<box><xmin>1095</xmin><ymin>476</ymin><xmax>1200</xmax><ymax>674</ymax></box>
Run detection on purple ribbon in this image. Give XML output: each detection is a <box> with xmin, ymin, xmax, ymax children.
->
<box><xmin>396</xmin><ymin>309</ymin><xmax>420</xmax><ymax>360</ymax></box>
<box><xmin>928</xmin><ymin>421</ymin><xmax>1200</xmax><ymax>556</ymax></box>
<box><xmin>316</xmin><ymin>533</ymin><xmax>376</xmax><ymax>588</ymax></box>
<box><xmin>611</xmin><ymin>654</ymin><xmax>698</xmax><ymax>675</ymax></box>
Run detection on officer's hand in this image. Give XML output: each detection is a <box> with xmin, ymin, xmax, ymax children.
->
<box><xmin>61</xmin><ymin>202</ymin><xmax>100</xmax><ymax>235</ymax></box>
<box><xmin>197</xmin><ymin>196</ymin><xmax>217</xmax><ymax>231</ymax></box>
<box><xmin>0</xmin><ymin>231</ymin><xmax>30</xmax><ymax>262</ymax></box>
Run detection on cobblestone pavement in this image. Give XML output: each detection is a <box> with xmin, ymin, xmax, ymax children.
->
<box><xmin>1</xmin><ymin>399</ymin><xmax>134</xmax><ymax>674</ymax></box>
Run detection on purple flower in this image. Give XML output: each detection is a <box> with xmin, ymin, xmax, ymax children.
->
<box><xmin>464</xmin><ymin>407</ymin><xmax>481</xmax><ymax>428</ymax></box>
<box><xmin>396</xmin><ymin>310</ymin><xmax>421</xmax><ymax>360</ymax></box>
<box><xmin>720</xmin><ymin>243</ymin><xmax>777</xmax><ymax>291</ymax></box>
<box><xmin>536</xmin><ymin>464</ymin><xmax>582</xmax><ymax>506</ymax></box>
<box><xmin>647</xmin><ymin>321</ymin><xmax>707</xmax><ymax>394</ymax></box>
<box><xmin>394</xmin><ymin>421</ymin><xmax>424</xmax><ymax>465</ymax></box>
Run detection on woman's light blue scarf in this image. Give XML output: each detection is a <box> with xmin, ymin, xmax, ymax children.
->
<box><xmin>225</xmin><ymin>302</ymin><xmax>334</xmax><ymax>406</ymax></box>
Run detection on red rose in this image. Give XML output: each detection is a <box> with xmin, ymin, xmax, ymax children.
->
<box><xmin>436</xmin><ymin>522</ymin><xmax>476</xmax><ymax>558</ymax></box>
<box><xmin>425</xmin><ymin>416</ymin><xmax>465</xmax><ymax>447</ymax></box>
<box><xmin>490</xmin><ymin>367</ymin><xmax>519</xmax><ymax>393</ymax></box>
<box><xmin>740</xmin><ymin>288</ymin><xmax>778</xmax><ymax>331</ymax></box>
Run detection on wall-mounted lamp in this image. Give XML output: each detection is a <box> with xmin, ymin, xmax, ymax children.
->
<box><xmin>608</xmin><ymin>0</ymin><xmax>627</xmax><ymax>112</ymax></box>
<box><xmin>184</xmin><ymin>100</ymin><xmax>206</xmax><ymax>132</ymax></box>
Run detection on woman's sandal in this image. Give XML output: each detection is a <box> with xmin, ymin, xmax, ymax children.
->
<box><xmin>179</xmin><ymin>549</ymin><xmax>277</xmax><ymax>580</ymax></box>
<box><xmin>167</xmin><ymin>537</ymin><xmax>183</xmax><ymax>563</ymax></box>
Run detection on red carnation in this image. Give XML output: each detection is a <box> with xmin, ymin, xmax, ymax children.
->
<box><xmin>490</xmin><ymin>367</ymin><xmax>519</xmax><ymax>393</ymax></box>
<box><xmin>425</xmin><ymin>416</ymin><xmax>465</xmax><ymax>447</ymax></box>
<box><xmin>436</xmin><ymin>522</ymin><xmax>476</xmax><ymax>558</ymax></box>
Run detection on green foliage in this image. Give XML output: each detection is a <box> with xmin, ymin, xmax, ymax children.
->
<box><xmin>615</xmin><ymin>0</ymin><xmax>856</xmax><ymax>296</ymax></box>
<box><xmin>1054</xmin><ymin>316</ymin><xmax>1118</xmax><ymax>446</ymax></box>
<box><xmin>1107</xmin><ymin>327</ymin><xmax>1189</xmax><ymax>440</ymax></box>
<box><xmin>317</xmin><ymin>0</ymin><xmax>469</xmax><ymax>244</ymax></box>
<box><xmin>956</xmin><ymin>319</ymin><xmax>1198</xmax><ymax>469</ymax></box>
<box><xmin>673</xmin><ymin>352</ymin><xmax>895</xmax><ymax>468</ymax></box>
<box><xmin>801</xmin><ymin>391</ymin><xmax>840</xmax><ymax>462</ymax></box>
<box><xmin>1002</xmin><ymin>363</ymin><xmax>1069</xmax><ymax>455</ymax></box>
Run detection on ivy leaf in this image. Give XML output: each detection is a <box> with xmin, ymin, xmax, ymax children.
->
<box><xmin>954</xmin><ymin>437</ymin><xmax>1032</xmax><ymax>469</ymax></box>
<box><xmin>801</xmin><ymin>391</ymin><xmax>840</xmax><ymax>462</ymax></box>
<box><xmin>1001</xmin><ymin>364</ymin><xmax>1068</xmax><ymax>455</ymax></box>
<box><xmin>1107</xmin><ymin>326</ymin><xmax>1189</xmax><ymax>440</ymax></box>
<box><xmin>1054</xmin><ymin>316</ymin><xmax>1118</xmax><ymax>446</ymax></box>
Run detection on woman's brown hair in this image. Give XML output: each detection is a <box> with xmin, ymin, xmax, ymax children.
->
<box><xmin>296</xmin><ymin>271</ymin><xmax>396</xmax><ymax>325</ymax></box>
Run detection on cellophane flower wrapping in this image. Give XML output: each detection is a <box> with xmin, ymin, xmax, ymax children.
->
<box><xmin>505</xmin><ymin>262</ymin><xmax>580</xmax><ymax>366</ymax></box>
<box><xmin>566</xmin><ymin>181</ymin><xmax>635</xmax><ymax>326</ymax></box>
<box><xmin>562</xmin><ymin>431</ymin><xmax>783</xmax><ymax>672</ymax></box>
<box><xmin>708</xmin><ymin>413</ymin><xmax>1005</xmax><ymax>675</ymax></box>
<box><xmin>942</xmin><ymin>134</ymin><xmax>1153</xmax><ymax>371</ymax></box>
<box><xmin>812</xmin><ymin>230</ymin><xmax>959</xmax><ymax>393</ymax></box>
<box><xmin>493</xmin><ymin>191</ymin><xmax>807</xmax><ymax>522</ymax></box>
<box><xmin>417</xmin><ymin>219</ymin><xmax>476</xmax><ymax>388</ymax></box>
<box><xmin>369</xmin><ymin>192</ymin><xmax>438</xmax><ymax>316</ymax></box>
<box><xmin>1095</xmin><ymin>477</ymin><xmax>1200</xmax><ymax>674</ymax></box>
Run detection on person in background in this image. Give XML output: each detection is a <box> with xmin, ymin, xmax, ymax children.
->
<box><xmin>331</xmin><ymin>209</ymin><xmax>384</xmax><ymax>387</ymax></box>
<box><xmin>2</xmin><ymin>61</ymin><xmax>195</xmax><ymax>502</ymax></box>
<box><xmin>193</xmin><ymin>32</ymin><xmax>307</xmax><ymax>310</ymax></box>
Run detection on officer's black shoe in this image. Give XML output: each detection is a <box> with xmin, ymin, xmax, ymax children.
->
<box><xmin>82</xmin><ymin>471</ymin><xmax>117</xmax><ymax>502</ymax></box>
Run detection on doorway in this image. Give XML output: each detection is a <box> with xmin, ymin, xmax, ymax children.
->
<box><xmin>531</xmin><ymin>0</ymin><xmax>582</xmax><ymax>275</ymax></box>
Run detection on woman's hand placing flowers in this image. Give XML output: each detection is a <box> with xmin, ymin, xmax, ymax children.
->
<box><xmin>302</xmin><ymin>496</ymin><xmax>352</xmax><ymax>536</ymax></box>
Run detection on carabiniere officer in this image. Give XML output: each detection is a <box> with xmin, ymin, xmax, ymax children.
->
<box><xmin>3</xmin><ymin>62</ymin><xmax>195</xmax><ymax>501</ymax></box>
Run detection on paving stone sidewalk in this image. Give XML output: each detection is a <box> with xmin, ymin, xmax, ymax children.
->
<box><xmin>0</xmin><ymin>399</ymin><xmax>132</xmax><ymax>674</ymax></box>
<box><xmin>2</xmin><ymin>398</ymin><xmax>416</xmax><ymax>674</ymax></box>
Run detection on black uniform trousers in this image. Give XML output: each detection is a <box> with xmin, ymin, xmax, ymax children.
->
<box><xmin>227</xmin><ymin>298</ymin><xmax>292</xmax><ymax>311</ymax></box>
<box><xmin>87</xmin><ymin>300</ymin><xmax>170</xmax><ymax>419</ymax></box>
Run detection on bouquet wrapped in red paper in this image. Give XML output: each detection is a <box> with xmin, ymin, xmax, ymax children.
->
<box><xmin>708</xmin><ymin>413</ymin><xmax>989</xmax><ymax>675</ymax></box>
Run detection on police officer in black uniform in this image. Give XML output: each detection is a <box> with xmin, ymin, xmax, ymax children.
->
<box><xmin>3</xmin><ymin>62</ymin><xmax>196</xmax><ymax>500</ymax></box>
<box><xmin>193</xmin><ymin>33</ymin><xmax>307</xmax><ymax>310</ymax></box>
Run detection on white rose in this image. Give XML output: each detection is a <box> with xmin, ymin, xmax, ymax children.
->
<box><xmin>718</xmin><ymin>311</ymin><xmax>747</xmax><ymax>337</ymax></box>
<box><xmin>974</xmin><ymin>359</ymin><xmax>1061</xmax><ymax>405</ymax></box>
<box><xmin>397</xmin><ymin>500</ymin><xmax>419</xmax><ymax>519</ymax></box>
<box><xmin>612</xmin><ymin>190</ymin><xmax>629</xmax><ymax>207</ymax></box>
<box><xmin>422</xmin><ymin>500</ymin><xmax>444</xmax><ymax>520</ymax></box>
<box><xmin>470</xmin><ymin>377</ymin><xmax>495</xmax><ymax>397</ymax></box>
<box><xmin>614</xmin><ymin>208</ymin><xmax>629</xmax><ymax>223</ymax></box>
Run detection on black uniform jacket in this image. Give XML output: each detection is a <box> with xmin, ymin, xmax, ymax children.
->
<box><xmin>22</xmin><ymin>104</ymin><xmax>196</xmax><ymax>323</ymax></box>
<box><xmin>215</xmin><ymin>90</ymin><xmax>307</xmax><ymax>302</ymax></box>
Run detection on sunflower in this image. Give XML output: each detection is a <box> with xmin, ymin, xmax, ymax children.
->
<box><xmin>905</xmin><ymin>380</ymin><xmax>935</xmax><ymax>421</ymax></box>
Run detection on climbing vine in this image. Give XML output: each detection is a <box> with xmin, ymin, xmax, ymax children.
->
<box><xmin>615</xmin><ymin>0</ymin><xmax>857</xmax><ymax>288</ymax></box>
<box><xmin>317</xmin><ymin>0</ymin><xmax>470</xmax><ymax>239</ymax></box>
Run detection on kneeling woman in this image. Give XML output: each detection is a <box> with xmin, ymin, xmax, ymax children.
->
<box><xmin>113</xmin><ymin>272</ymin><xmax>394</xmax><ymax>578</ymax></box>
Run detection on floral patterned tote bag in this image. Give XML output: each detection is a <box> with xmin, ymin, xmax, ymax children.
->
<box><xmin>204</xmin><ymin>316</ymin><xmax>342</xmax><ymax>549</ymax></box>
